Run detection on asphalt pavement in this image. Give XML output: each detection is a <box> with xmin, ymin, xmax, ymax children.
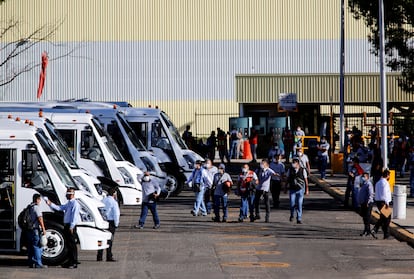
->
<box><xmin>310</xmin><ymin>169</ymin><xmax>414</xmax><ymax>247</ymax></box>
<box><xmin>2</xmin><ymin>160</ymin><xmax>414</xmax><ymax>278</ymax></box>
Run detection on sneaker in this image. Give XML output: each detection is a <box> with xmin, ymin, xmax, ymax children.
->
<box><xmin>134</xmin><ymin>224</ymin><xmax>144</xmax><ymax>229</ymax></box>
<box><xmin>297</xmin><ymin>220</ymin><xmax>302</xmax><ymax>224</ymax></box>
<box><xmin>191</xmin><ymin>210</ymin><xmax>197</xmax><ymax>216</ymax></box>
<box><xmin>35</xmin><ymin>265</ymin><xmax>48</xmax><ymax>268</ymax></box>
<box><xmin>153</xmin><ymin>224</ymin><xmax>160</xmax><ymax>229</ymax></box>
<box><xmin>222</xmin><ymin>218</ymin><xmax>227</xmax><ymax>223</ymax></box>
<box><xmin>238</xmin><ymin>217</ymin><xmax>243</xmax><ymax>222</ymax></box>
<box><xmin>289</xmin><ymin>216</ymin><xmax>294</xmax><ymax>222</ymax></box>
<box><xmin>201</xmin><ymin>213</ymin><xmax>208</xmax><ymax>216</ymax></box>
<box><xmin>106</xmin><ymin>258</ymin><xmax>117</xmax><ymax>262</ymax></box>
<box><xmin>254</xmin><ymin>215</ymin><xmax>261</xmax><ymax>220</ymax></box>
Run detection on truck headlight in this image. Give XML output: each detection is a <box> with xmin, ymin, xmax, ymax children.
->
<box><xmin>77</xmin><ymin>199</ymin><xmax>95</xmax><ymax>223</ymax></box>
<box><xmin>183</xmin><ymin>154</ymin><xmax>195</xmax><ymax>169</ymax></box>
<box><xmin>98</xmin><ymin>207</ymin><xmax>107</xmax><ymax>221</ymax></box>
<box><xmin>118</xmin><ymin>167</ymin><xmax>133</xmax><ymax>185</ymax></box>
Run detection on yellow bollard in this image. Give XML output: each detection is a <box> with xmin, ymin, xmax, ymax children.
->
<box><xmin>389</xmin><ymin>169</ymin><xmax>395</xmax><ymax>193</ymax></box>
<box><xmin>331</xmin><ymin>153</ymin><xmax>344</xmax><ymax>174</ymax></box>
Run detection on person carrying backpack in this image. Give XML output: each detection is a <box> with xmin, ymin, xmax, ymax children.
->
<box><xmin>23</xmin><ymin>194</ymin><xmax>47</xmax><ymax>268</ymax></box>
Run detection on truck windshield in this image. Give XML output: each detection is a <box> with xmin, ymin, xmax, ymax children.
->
<box><xmin>44</xmin><ymin>121</ymin><xmax>79</xmax><ymax>169</ymax></box>
<box><xmin>117</xmin><ymin>114</ymin><xmax>147</xmax><ymax>151</ymax></box>
<box><xmin>35</xmin><ymin>132</ymin><xmax>78</xmax><ymax>190</ymax></box>
<box><xmin>160</xmin><ymin>111</ymin><xmax>188</xmax><ymax>149</ymax></box>
<box><xmin>91</xmin><ymin>118</ymin><xmax>124</xmax><ymax>161</ymax></box>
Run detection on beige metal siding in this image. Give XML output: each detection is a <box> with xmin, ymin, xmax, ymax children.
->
<box><xmin>236</xmin><ymin>74</ymin><xmax>412</xmax><ymax>104</ymax></box>
<box><xmin>2</xmin><ymin>0</ymin><xmax>369</xmax><ymax>42</ymax></box>
<box><xmin>129</xmin><ymin>99</ymin><xmax>238</xmax><ymax>138</ymax></box>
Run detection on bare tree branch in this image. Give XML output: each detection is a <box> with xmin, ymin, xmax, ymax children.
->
<box><xmin>0</xmin><ymin>19</ymin><xmax>81</xmax><ymax>88</ymax></box>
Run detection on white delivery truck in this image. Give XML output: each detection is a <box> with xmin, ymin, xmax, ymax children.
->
<box><xmin>0</xmin><ymin>119</ymin><xmax>112</xmax><ymax>265</ymax></box>
<box><xmin>119</xmin><ymin>107</ymin><xmax>205</xmax><ymax>195</ymax></box>
<box><xmin>0</xmin><ymin>106</ymin><xmax>143</xmax><ymax>205</ymax></box>
<box><xmin>0</xmin><ymin>102</ymin><xmax>168</xmax><ymax>196</ymax></box>
<box><xmin>40</xmin><ymin>102</ymin><xmax>170</xmax><ymax>195</ymax></box>
<box><xmin>45</xmin><ymin>112</ymin><xmax>143</xmax><ymax>206</ymax></box>
<box><xmin>1</xmin><ymin>113</ymin><xmax>103</xmax><ymax>200</ymax></box>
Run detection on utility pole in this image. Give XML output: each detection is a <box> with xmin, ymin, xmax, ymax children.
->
<box><xmin>379</xmin><ymin>0</ymin><xmax>388</xmax><ymax>168</ymax></box>
<box><xmin>339</xmin><ymin>0</ymin><xmax>345</xmax><ymax>153</ymax></box>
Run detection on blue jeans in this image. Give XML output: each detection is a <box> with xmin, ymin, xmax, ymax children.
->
<box><xmin>410</xmin><ymin>168</ymin><xmax>414</xmax><ymax>196</ymax></box>
<box><xmin>250</xmin><ymin>144</ymin><xmax>257</xmax><ymax>160</ymax></box>
<box><xmin>239</xmin><ymin>196</ymin><xmax>248</xmax><ymax>218</ymax></box>
<box><xmin>289</xmin><ymin>188</ymin><xmax>305</xmax><ymax>221</ymax></box>
<box><xmin>229</xmin><ymin>140</ymin><xmax>239</xmax><ymax>159</ymax></box>
<box><xmin>139</xmin><ymin>202</ymin><xmax>160</xmax><ymax>226</ymax></box>
<box><xmin>193</xmin><ymin>188</ymin><xmax>206</xmax><ymax>215</ymax></box>
<box><xmin>319</xmin><ymin>156</ymin><xmax>328</xmax><ymax>179</ymax></box>
<box><xmin>27</xmin><ymin>229</ymin><xmax>43</xmax><ymax>267</ymax></box>
<box><xmin>214</xmin><ymin>194</ymin><xmax>228</xmax><ymax>220</ymax></box>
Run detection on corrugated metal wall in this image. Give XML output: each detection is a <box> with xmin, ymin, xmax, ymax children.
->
<box><xmin>1</xmin><ymin>0</ymin><xmax>370</xmax><ymax>42</ymax></box>
<box><xmin>129</xmin><ymin>99</ymin><xmax>239</xmax><ymax>138</ymax></box>
<box><xmin>236</xmin><ymin>74</ymin><xmax>411</xmax><ymax>104</ymax></box>
<box><xmin>0</xmin><ymin>0</ymin><xmax>401</xmax><ymax>137</ymax></box>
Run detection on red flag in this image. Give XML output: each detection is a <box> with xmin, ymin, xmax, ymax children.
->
<box><xmin>36</xmin><ymin>51</ymin><xmax>48</xmax><ymax>99</ymax></box>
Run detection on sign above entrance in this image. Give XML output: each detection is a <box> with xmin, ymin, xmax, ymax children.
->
<box><xmin>278</xmin><ymin>93</ymin><xmax>297</xmax><ymax>112</ymax></box>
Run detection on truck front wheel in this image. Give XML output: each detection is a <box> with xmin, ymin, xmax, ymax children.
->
<box><xmin>42</xmin><ymin>221</ymin><xmax>69</xmax><ymax>266</ymax></box>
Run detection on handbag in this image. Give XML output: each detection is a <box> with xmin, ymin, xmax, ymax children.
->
<box><xmin>193</xmin><ymin>183</ymin><xmax>201</xmax><ymax>192</ymax></box>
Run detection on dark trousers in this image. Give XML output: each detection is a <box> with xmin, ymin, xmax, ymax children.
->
<box><xmin>373</xmin><ymin>201</ymin><xmax>391</xmax><ymax>238</ymax></box>
<box><xmin>204</xmin><ymin>188</ymin><xmax>212</xmax><ymax>213</ymax></box>
<box><xmin>360</xmin><ymin>203</ymin><xmax>373</xmax><ymax>233</ymax></box>
<box><xmin>97</xmin><ymin>220</ymin><xmax>116</xmax><ymax>260</ymax></box>
<box><xmin>254</xmin><ymin>190</ymin><xmax>270</xmax><ymax>221</ymax></box>
<box><xmin>270</xmin><ymin>180</ymin><xmax>282</xmax><ymax>208</ymax></box>
<box><xmin>64</xmin><ymin>224</ymin><xmax>78</xmax><ymax>265</ymax></box>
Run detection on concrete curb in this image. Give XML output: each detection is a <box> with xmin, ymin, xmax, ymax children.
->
<box><xmin>309</xmin><ymin>175</ymin><xmax>414</xmax><ymax>247</ymax></box>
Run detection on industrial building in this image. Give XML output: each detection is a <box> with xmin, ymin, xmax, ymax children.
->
<box><xmin>1</xmin><ymin>0</ymin><xmax>412</xmax><ymax>142</ymax></box>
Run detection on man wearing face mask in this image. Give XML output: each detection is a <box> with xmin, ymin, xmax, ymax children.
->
<box><xmin>287</xmin><ymin>158</ymin><xmax>309</xmax><ymax>224</ymax></box>
<box><xmin>46</xmin><ymin>188</ymin><xmax>80</xmax><ymax>268</ymax></box>
<box><xmin>317</xmin><ymin>136</ymin><xmax>330</xmax><ymax>179</ymax></box>
<box><xmin>269</xmin><ymin>154</ymin><xmax>285</xmax><ymax>209</ymax></box>
<box><xmin>237</xmin><ymin>164</ymin><xmax>258</xmax><ymax>222</ymax></box>
<box><xmin>203</xmin><ymin>159</ymin><xmax>218</xmax><ymax>214</ymax></box>
<box><xmin>135</xmin><ymin>172</ymin><xmax>161</xmax><ymax>229</ymax></box>
<box><xmin>295</xmin><ymin>148</ymin><xmax>311</xmax><ymax>176</ymax></box>
<box><xmin>212</xmin><ymin>164</ymin><xmax>233</xmax><ymax>222</ymax></box>
<box><xmin>253</xmin><ymin>159</ymin><xmax>276</xmax><ymax>223</ymax></box>
<box><xmin>186</xmin><ymin>160</ymin><xmax>212</xmax><ymax>216</ymax></box>
<box><xmin>372</xmin><ymin>169</ymin><xmax>392</xmax><ymax>239</ymax></box>
<box><xmin>357</xmin><ymin>173</ymin><xmax>375</xmax><ymax>237</ymax></box>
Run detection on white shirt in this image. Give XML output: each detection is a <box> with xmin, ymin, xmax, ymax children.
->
<box><xmin>374</xmin><ymin>177</ymin><xmax>392</xmax><ymax>205</ymax></box>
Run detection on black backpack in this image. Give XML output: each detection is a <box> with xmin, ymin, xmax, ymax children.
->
<box><xmin>18</xmin><ymin>204</ymin><xmax>34</xmax><ymax>230</ymax></box>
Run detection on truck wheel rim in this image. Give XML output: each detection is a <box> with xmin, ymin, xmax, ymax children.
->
<box><xmin>42</xmin><ymin>229</ymin><xmax>65</xmax><ymax>259</ymax></box>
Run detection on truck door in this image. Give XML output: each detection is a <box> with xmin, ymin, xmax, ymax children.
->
<box><xmin>0</xmin><ymin>149</ymin><xmax>16</xmax><ymax>250</ymax></box>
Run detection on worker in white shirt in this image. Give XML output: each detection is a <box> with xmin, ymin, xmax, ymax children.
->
<box><xmin>372</xmin><ymin>169</ymin><xmax>392</xmax><ymax>239</ymax></box>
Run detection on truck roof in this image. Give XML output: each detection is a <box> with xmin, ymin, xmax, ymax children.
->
<box><xmin>121</xmin><ymin>107</ymin><xmax>162</xmax><ymax>118</ymax></box>
<box><xmin>0</xmin><ymin>118</ymin><xmax>38</xmax><ymax>139</ymax></box>
<box><xmin>0</xmin><ymin>111</ymin><xmax>95</xmax><ymax>124</ymax></box>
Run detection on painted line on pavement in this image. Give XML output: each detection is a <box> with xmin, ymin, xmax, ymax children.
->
<box><xmin>221</xmin><ymin>262</ymin><xmax>290</xmax><ymax>268</ymax></box>
<box><xmin>216</xmin><ymin>242</ymin><xmax>276</xmax><ymax>247</ymax></box>
<box><xmin>217</xmin><ymin>250</ymin><xmax>282</xmax><ymax>256</ymax></box>
<box><xmin>210</xmin><ymin>234</ymin><xmax>273</xmax><ymax>239</ymax></box>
